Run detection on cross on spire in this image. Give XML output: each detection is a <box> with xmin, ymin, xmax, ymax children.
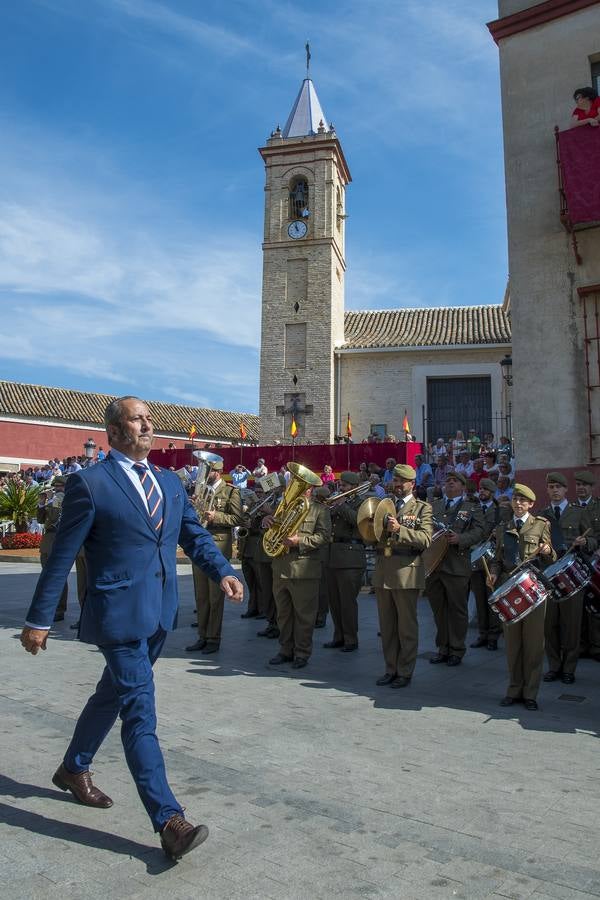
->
<box><xmin>305</xmin><ymin>41</ymin><xmax>311</xmax><ymax>77</ymax></box>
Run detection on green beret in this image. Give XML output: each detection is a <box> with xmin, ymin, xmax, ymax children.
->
<box><xmin>446</xmin><ymin>470</ymin><xmax>466</xmax><ymax>486</ymax></box>
<box><xmin>313</xmin><ymin>485</ymin><xmax>330</xmax><ymax>499</ymax></box>
<box><xmin>340</xmin><ymin>471</ymin><xmax>359</xmax><ymax>486</ymax></box>
<box><xmin>574</xmin><ymin>470</ymin><xmax>595</xmax><ymax>485</ymax></box>
<box><xmin>546</xmin><ymin>471</ymin><xmax>567</xmax><ymax>487</ymax></box>
<box><xmin>513</xmin><ymin>483</ymin><xmax>536</xmax><ymax>502</ymax></box>
<box><xmin>211</xmin><ymin>459</ymin><xmax>224</xmax><ymax>472</ymax></box>
<box><xmin>479</xmin><ymin>478</ymin><xmax>497</xmax><ymax>494</ymax></box>
<box><xmin>393</xmin><ymin>464</ymin><xmax>416</xmax><ymax>480</ymax></box>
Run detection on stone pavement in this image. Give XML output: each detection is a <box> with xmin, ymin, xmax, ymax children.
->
<box><xmin>1</xmin><ymin>561</ymin><xmax>599</xmax><ymax>900</ymax></box>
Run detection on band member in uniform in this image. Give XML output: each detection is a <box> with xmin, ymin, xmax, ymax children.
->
<box><xmin>488</xmin><ymin>484</ymin><xmax>555</xmax><ymax>710</ymax></box>
<box><xmin>266</xmin><ymin>486</ymin><xmax>331</xmax><ymax>669</ymax></box>
<box><xmin>238</xmin><ymin>489</ymin><xmax>262</xmax><ymax>619</ymax></box>
<box><xmin>426</xmin><ymin>471</ymin><xmax>485</xmax><ymax>666</ymax></box>
<box><xmin>38</xmin><ymin>475</ymin><xmax>87</xmax><ymax>623</ymax></box>
<box><xmin>187</xmin><ymin>459</ymin><xmax>243</xmax><ymax>654</ymax></box>
<box><xmin>324</xmin><ymin>472</ymin><xmax>366</xmax><ymax>653</ymax></box>
<box><xmin>470</xmin><ymin>477</ymin><xmax>511</xmax><ymax>651</ymax></box>
<box><xmin>255</xmin><ymin>482</ymin><xmax>284</xmax><ymax>640</ymax></box>
<box><xmin>312</xmin><ymin>486</ymin><xmax>331</xmax><ymax>630</ymax></box>
<box><xmin>574</xmin><ymin>470</ymin><xmax>600</xmax><ymax>661</ymax></box>
<box><xmin>373</xmin><ymin>464</ymin><xmax>433</xmax><ymax>687</ymax></box>
<box><xmin>539</xmin><ymin>471</ymin><xmax>596</xmax><ymax>684</ymax></box>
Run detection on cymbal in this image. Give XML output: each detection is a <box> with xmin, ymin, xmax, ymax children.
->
<box><xmin>356</xmin><ymin>496</ymin><xmax>380</xmax><ymax>543</ymax></box>
<box><xmin>373</xmin><ymin>498</ymin><xmax>396</xmax><ymax>542</ymax></box>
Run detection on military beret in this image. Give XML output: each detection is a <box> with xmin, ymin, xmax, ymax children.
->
<box><xmin>479</xmin><ymin>478</ymin><xmax>497</xmax><ymax>494</ymax></box>
<box><xmin>211</xmin><ymin>459</ymin><xmax>224</xmax><ymax>472</ymax></box>
<box><xmin>513</xmin><ymin>483</ymin><xmax>536</xmax><ymax>502</ymax></box>
<box><xmin>340</xmin><ymin>471</ymin><xmax>360</xmax><ymax>486</ymax></box>
<box><xmin>393</xmin><ymin>464</ymin><xmax>416</xmax><ymax>480</ymax></box>
<box><xmin>574</xmin><ymin>470</ymin><xmax>595</xmax><ymax>485</ymax></box>
<box><xmin>50</xmin><ymin>474</ymin><xmax>68</xmax><ymax>488</ymax></box>
<box><xmin>313</xmin><ymin>485</ymin><xmax>330</xmax><ymax>499</ymax></box>
<box><xmin>446</xmin><ymin>470</ymin><xmax>466</xmax><ymax>486</ymax></box>
<box><xmin>546</xmin><ymin>471</ymin><xmax>567</xmax><ymax>487</ymax></box>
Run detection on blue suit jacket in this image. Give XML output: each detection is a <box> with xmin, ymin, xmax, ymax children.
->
<box><xmin>26</xmin><ymin>454</ymin><xmax>237</xmax><ymax>646</ymax></box>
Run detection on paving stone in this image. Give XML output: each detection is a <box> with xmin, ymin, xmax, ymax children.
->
<box><xmin>1</xmin><ymin>562</ymin><xmax>600</xmax><ymax>900</ymax></box>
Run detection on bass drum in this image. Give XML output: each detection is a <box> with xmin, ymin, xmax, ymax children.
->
<box><xmin>422</xmin><ymin>530</ymin><xmax>449</xmax><ymax>578</ymax></box>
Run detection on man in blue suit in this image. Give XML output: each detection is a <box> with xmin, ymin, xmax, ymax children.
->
<box><xmin>20</xmin><ymin>396</ymin><xmax>244</xmax><ymax>860</ymax></box>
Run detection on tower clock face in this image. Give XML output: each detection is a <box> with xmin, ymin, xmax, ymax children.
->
<box><xmin>288</xmin><ymin>220</ymin><xmax>308</xmax><ymax>240</ymax></box>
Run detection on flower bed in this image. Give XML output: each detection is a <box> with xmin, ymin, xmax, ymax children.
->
<box><xmin>1</xmin><ymin>532</ymin><xmax>43</xmax><ymax>550</ymax></box>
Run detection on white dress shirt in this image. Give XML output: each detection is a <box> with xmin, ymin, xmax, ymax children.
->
<box><xmin>110</xmin><ymin>447</ymin><xmax>163</xmax><ymax>511</ymax></box>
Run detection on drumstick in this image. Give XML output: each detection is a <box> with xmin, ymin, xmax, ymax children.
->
<box><xmin>508</xmin><ymin>547</ymin><xmax>541</xmax><ymax>577</ymax></box>
<box><xmin>482</xmin><ymin>556</ymin><xmax>494</xmax><ymax>589</ymax></box>
<box><xmin>565</xmin><ymin>528</ymin><xmax>591</xmax><ymax>555</ymax></box>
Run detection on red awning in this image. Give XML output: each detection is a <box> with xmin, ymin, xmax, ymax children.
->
<box><xmin>557</xmin><ymin>126</ymin><xmax>600</xmax><ymax>228</ymax></box>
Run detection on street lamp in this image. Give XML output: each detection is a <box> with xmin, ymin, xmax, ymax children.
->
<box><xmin>83</xmin><ymin>437</ymin><xmax>96</xmax><ymax>460</ymax></box>
<box><xmin>500</xmin><ymin>354</ymin><xmax>513</xmax><ymax>387</ymax></box>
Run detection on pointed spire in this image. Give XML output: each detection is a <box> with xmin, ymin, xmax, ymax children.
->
<box><xmin>282</xmin><ymin>78</ymin><xmax>328</xmax><ymax>139</ymax></box>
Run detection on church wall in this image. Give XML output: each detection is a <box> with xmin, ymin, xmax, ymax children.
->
<box><xmin>495</xmin><ymin>2</ymin><xmax>600</xmax><ymax>471</ymax></box>
<box><xmin>338</xmin><ymin>346</ymin><xmax>507</xmax><ymax>444</ymax></box>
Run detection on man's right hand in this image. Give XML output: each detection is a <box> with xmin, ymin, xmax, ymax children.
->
<box><xmin>20</xmin><ymin>627</ymin><xmax>49</xmax><ymax>655</ymax></box>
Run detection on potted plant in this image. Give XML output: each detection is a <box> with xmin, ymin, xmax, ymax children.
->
<box><xmin>0</xmin><ymin>481</ymin><xmax>41</xmax><ymax>534</ymax></box>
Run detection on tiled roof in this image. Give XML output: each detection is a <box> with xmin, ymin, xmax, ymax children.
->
<box><xmin>0</xmin><ymin>381</ymin><xmax>259</xmax><ymax>442</ymax></box>
<box><xmin>341</xmin><ymin>305</ymin><xmax>511</xmax><ymax>350</ymax></box>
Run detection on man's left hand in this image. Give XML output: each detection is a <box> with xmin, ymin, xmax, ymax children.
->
<box><xmin>573</xmin><ymin>535</ymin><xmax>587</xmax><ymax>547</ymax></box>
<box><xmin>446</xmin><ymin>531</ymin><xmax>459</xmax><ymax>545</ymax></box>
<box><xmin>204</xmin><ymin>510</ymin><xmax>216</xmax><ymax>524</ymax></box>
<box><xmin>221</xmin><ymin>576</ymin><xmax>244</xmax><ymax>603</ymax></box>
<box><xmin>283</xmin><ymin>533</ymin><xmax>300</xmax><ymax>547</ymax></box>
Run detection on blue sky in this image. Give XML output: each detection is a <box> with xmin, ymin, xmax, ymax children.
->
<box><xmin>0</xmin><ymin>0</ymin><xmax>505</xmax><ymax>415</ymax></box>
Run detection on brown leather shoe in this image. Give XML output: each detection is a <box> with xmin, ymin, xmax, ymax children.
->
<box><xmin>52</xmin><ymin>763</ymin><xmax>113</xmax><ymax>808</ymax></box>
<box><xmin>160</xmin><ymin>814</ymin><xmax>209</xmax><ymax>860</ymax></box>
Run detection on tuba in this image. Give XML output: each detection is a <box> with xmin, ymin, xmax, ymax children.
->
<box><xmin>191</xmin><ymin>450</ymin><xmax>223</xmax><ymax>525</ymax></box>
<box><xmin>262</xmin><ymin>462</ymin><xmax>322</xmax><ymax>558</ymax></box>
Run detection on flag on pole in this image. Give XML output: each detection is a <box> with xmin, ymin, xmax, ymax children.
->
<box><xmin>239</xmin><ymin>420</ymin><xmax>248</xmax><ymax>440</ymax></box>
<box><xmin>188</xmin><ymin>424</ymin><xmax>197</xmax><ymax>439</ymax></box>
<box><xmin>346</xmin><ymin>412</ymin><xmax>352</xmax><ymax>440</ymax></box>
<box><xmin>402</xmin><ymin>410</ymin><xmax>410</xmax><ymax>434</ymax></box>
<box><xmin>290</xmin><ymin>415</ymin><xmax>298</xmax><ymax>439</ymax></box>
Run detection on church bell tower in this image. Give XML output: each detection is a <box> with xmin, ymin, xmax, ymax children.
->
<box><xmin>258</xmin><ymin>70</ymin><xmax>351</xmax><ymax>444</ymax></box>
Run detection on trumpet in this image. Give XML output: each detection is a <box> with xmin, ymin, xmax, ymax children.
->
<box><xmin>324</xmin><ymin>481</ymin><xmax>371</xmax><ymax>508</ymax></box>
<box><xmin>238</xmin><ymin>490</ymin><xmax>279</xmax><ymax>538</ymax></box>
<box><xmin>191</xmin><ymin>450</ymin><xmax>223</xmax><ymax>525</ymax></box>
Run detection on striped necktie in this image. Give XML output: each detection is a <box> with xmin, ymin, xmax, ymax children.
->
<box><xmin>132</xmin><ymin>463</ymin><xmax>163</xmax><ymax>532</ymax></box>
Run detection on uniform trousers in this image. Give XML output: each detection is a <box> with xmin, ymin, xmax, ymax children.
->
<box><xmin>504</xmin><ymin>601</ymin><xmax>545</xmax><ymax>700</ymax></box>
<box><xmin>274</xmin><ymin>579</ymin><xmax>319</xmax><ymax>660</ymax></box>
<box><xmin>64</xmin><ymin>626</ymin><xmax>182</xmax><ymax>832</ymax></box>
<box><xmin>328</xmin><ymin>568</ymin><xmax>362</xmax><ymax>646</ymax></box>
<box><xmin>544</xmin><ymin>590</ymin><xmax>584</xmax><ymax>674</ymax></box>
<box><xmin>256</xmin><ymin>561</ymin><xmax>276</xmax><ymax>625</ymax></box>
<box><xmin>316</xmin><ymin>569</ymin><xmax>329</xmax><ymax>625</ymax></box>
<box><xmin>426</xmin><ymin>572</ymin><xmax>470</xmax><ymax>658</ymax></box>
<box><xmin>471</xmin><ymin>570</ymin><xmax>501</xmax><ymax>640</ymax></box>
<box><xmin>581</xmin><ymin>605</ymin><xmax>600</xmax><ymax>657</ymax></box>
<box><xmin>375</xmin><ymin>588</ymin><xmax>420</xmax><ymax>678</ymax></box>
<box><xmin>192</xmin><ymin>564</ymin><xmax>224</xmax><ymax>644</ymax></box>
<box><xmin>241</xmin><ymin>556</ymin><xmax>260</xmax><ymax>615</ymax></box>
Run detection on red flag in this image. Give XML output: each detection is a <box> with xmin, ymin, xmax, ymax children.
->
<box><xmin>402</xmin><ymin>410</ymin><xmax>410</xmax><ymax>434</ymax></box>
<box><xmin>346</xmin><ymin>412</ymin><xmax>352</xmax><ymax>439</ymax></box>
<box><xmin>188</xmin><ymin>424</ymin><xmax>197</xmax><ymax>439</ymax></box>
<box><xmin>239</xmin><ymin>421</ymin><xmax>248</xmax><ymax>440</ymax></box>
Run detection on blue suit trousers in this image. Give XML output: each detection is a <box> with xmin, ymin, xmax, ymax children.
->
<box><xmin>64</xmin><ymin>627</ymin><xmax>182</xmax><ymax>831</ymax></box>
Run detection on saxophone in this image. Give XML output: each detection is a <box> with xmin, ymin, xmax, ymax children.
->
<box><xmin>262</xmin><ymin>462</ymin><xmax>323</xmax><ymax>558</ymax></box>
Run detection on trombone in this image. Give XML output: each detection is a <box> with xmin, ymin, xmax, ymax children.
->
<box><xmin>324</xmin><ymin>481</ymin><xmax>371</xmax><ymax>508</ymax></box>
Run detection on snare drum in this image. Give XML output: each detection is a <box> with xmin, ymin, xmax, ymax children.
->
<box><xmin>470</xmin><ymin>540</ymin><xmax>495</xmax><ymax>572</ymax></box>
<box><xmin>583</xmin><ymin>555</ymin><xmax>600</xmax><ymax>618</ymax></box>
<box><xmin>543</xmin><ymin>552</ymin><xmax>590</xmax><ymax>603</ymax></box>
<box><xmin>488</xmin><ymin>566</ymin><xmax>548</xmax><ymax>625</ymax></box>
